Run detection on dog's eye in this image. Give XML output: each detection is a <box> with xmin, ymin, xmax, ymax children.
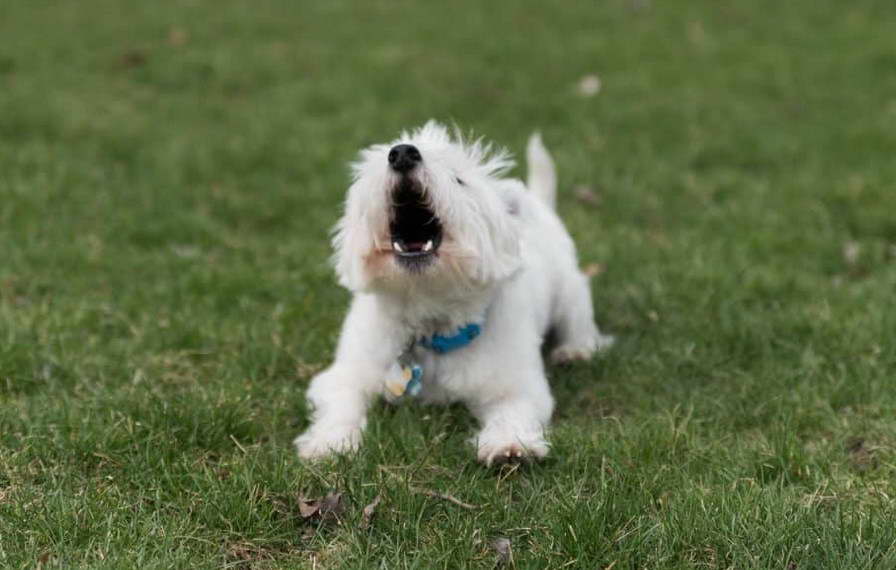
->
<box><xmin>455</xmin><ymin>177</ymin><xmax>465</xmax><ymax>186</ymax></box>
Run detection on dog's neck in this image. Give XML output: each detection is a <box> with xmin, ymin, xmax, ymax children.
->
<box><xmin>378</xmin><ymin>285</ymin><xmax>492</xmax><ymax>338</ymax></box>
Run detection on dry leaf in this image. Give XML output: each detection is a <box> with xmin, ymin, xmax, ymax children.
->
<box><xmin>298</xmin><ymin>498</ymin><xmax>321</xmax><ymax>518</ymax></box>
<box><xmin>168</xmin><ymin>27</ymin><xmax>189</xmax><ymax>46</ymax></box>
<box><xmin>842</xmin><ymin>241</ymin><xmax>860</xmax><ymax>265</ymax></box>
<box><xmin>577</xmin><ymin>74</ymin><xmax>602</xmax><ymax>97</ymax></box>
<box><xmin>574</xmin><ymin>185</ymin><xmax>602</xmax><ymax>206</ymax></box>
<box><xmin>297</xmin><ymin>361</ymin><xmax>324</xmax><ymax>380</ymax></box>
<box><xmin>687</xmin><ymin>20</ymin><xmax>707</xmax><ymax>47</ymax></box>
<box><xmin>120</xmin><ymin>50</ymin><xmax>147</xmax><ymax>68</ymax></box>
<box><xmin>583</xmin><ymin>263</ymin><xmax>604</xmax><ymax>278</ymax></box>
<box><xmin>846</xmin><ymin>437</ymin><xmax>877</xmax><ymax>473</ymax></box>
<box><xmin>225</xmin><ymin>542</ymin><xmax>274</xmax><ymax>565</ymax></box>
<box><xmin>360</xmin><ymin>495</ymin><xmax>381</xmax><ymax>529</ymax></box>
<box><xmin>298</xmin><ymin>492</ymin><xmax>346</xmax><ymax>523</ymax></box>
<box><xmin>491</xmin><ymin>537</ymin><xmax>513</xmax><ymax>566</ymax></box>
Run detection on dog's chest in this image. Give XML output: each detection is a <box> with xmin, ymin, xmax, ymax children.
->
<box><xmin>382</xmin><ymin>303</ymin><xmax>491</xmax><ymax>402</ymax></box>
<box><xmin>411</xmin><ymin>346</ymin><xmax>464</xmax><ymax>401</ymax></box>
<box><xmin>384</xmin><ymin>326</ymin><xmax>484</xmax><ymax>403</ymax></box>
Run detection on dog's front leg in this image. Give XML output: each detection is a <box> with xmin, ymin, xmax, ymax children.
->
<box><xmin>294</xmin><ymin>295</ymin><xmax>403</xmax><ymax>460</ymax></box>
<box><xmin>470</xmin><ymin>373</ymin><xmax>555</xmax><ymax>466</ymax></box>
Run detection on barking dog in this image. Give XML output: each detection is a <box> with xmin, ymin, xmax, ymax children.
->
<box><xmin>295</xmin><ymin>122</ymin><xmax>614</xmax><ymax>465</ymax></box>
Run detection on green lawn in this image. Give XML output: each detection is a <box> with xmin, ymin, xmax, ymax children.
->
<box><xmin>2</xmin><ymin>0</ymin><xmax>896</xmax><ymax>568</ymax></box>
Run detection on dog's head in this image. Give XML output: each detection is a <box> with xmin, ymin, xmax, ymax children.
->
<box><xmin>333</xmin><ymin>121</ymin><xmax>521</xmax><ymax>293</ymax></box>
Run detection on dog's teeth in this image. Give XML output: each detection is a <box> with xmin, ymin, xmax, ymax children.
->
<box><xmin>422</xmin><ymin>240</ymin><xmax>433</xmax><ymax>252</ymax></box>
<box><xmin>392</xmin><ymin>241</ymin><xmax>405</xmax><ymax>253</ymax></box>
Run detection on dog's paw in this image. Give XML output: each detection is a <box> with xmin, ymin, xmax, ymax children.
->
<box><xmin>551</xmin><ymin>334</ymin><xmax>614</xmax><ymax>364</ymax></box>
<box><xmin>294</xmin><ymin>425</ymin><xmax>362</xmax><ymax>460</ymax></box>
<box><xmin>550</xmin><ymin>345</ymin><xmax>593</xmax><ymax>364</ymax></box>
<box><xmin>475</xmin><ymin>432</ymin><xmax>549</xmax><ymax>467</ymax></box>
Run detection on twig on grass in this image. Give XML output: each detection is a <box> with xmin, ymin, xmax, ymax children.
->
<box><xmin>414</xmin><ymin>488</ymin><xmax>478</xmax><ymax>510</ymax></box>
<box><xmin>229</xmin><ymin>434</ymin><xmax>247</xmax><ymax>454</ymax></box>
<box><xmin>379</xmin><ymin>466</ymin><xmax>479</xmax><ymax>510</ymax></box>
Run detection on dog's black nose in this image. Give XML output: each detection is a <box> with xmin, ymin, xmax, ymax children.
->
<box><xmin>388</xmin><ymin>144</ymin><xmax>422</xmax><ymax>173</ymax></box>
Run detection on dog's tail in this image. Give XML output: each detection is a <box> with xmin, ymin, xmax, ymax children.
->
<box><xmin>526</xmin><ymin>132</ymin><xmax>557</xmax><ymax>210</ymax></box>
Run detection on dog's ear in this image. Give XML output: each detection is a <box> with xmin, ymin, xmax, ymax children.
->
<box><xmin>500</xmin><ymin>185</ymin><xmax>521</xmax><ymax>217</ymax></box>
<box><xmin>484</xmin><ymin>206</ymin><xmax>522</xmax><ymax>282</ymax></box>
<box><xmin>485</xmin><ymin>184</ymin><xmax>526</xmax><ymax>278</ymax></box>
<box><xmin>332</xmin><ymin>180</ymin><xmax>380</xmax><ymax>291</ymax></box>
<box><xmin>467</xmin><ymin>191</ymin><xmax>522</xmax><ymax>283</ymax></box>
<box><xmin>332</xmin><ymin>211</ymin><xmax>364</xmax><ymax>291</ymax></box>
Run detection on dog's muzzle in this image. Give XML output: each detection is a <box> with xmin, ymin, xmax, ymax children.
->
<box><xmin>389</xmin><ymin>171</ymin><xmax>442</xmax><ymax>271</ymax></box>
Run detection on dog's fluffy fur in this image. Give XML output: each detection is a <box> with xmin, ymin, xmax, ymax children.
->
<box><xmin>295</xmin><ymin>122</ymin><xmax>613</xmax><ymax>464</ymax></box>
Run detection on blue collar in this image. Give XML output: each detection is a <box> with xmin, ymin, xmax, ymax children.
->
<box><xmin>418</xmin><ymin>323</ymin><xmax>482</xmax><ymax>354</ymax></box>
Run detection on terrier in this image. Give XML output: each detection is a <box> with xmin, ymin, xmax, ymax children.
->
<box><xmin>295</xmin><ymin>122</ymin><xmax>613</xmax><ymax>465</ymax></box>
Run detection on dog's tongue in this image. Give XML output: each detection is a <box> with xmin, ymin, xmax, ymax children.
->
<box><xmin>404</xmin><ymin>241</ymin><xmax>425</xmax><ymax>252</ymax></box>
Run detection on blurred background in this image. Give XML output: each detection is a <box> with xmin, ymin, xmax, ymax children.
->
<box><xmin>3</xmin><ymin>0</ymin><xmax>893</xmax><ymax>371</ymax></box>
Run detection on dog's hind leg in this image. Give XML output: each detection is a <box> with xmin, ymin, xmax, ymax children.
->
<box><xmin>550</xmin><ymin>270</ymin><xmax>614</xmax><ymax>364</ymax></box>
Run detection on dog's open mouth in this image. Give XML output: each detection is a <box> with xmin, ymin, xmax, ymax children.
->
<box><xmin>389</xmin><ymin>178</ymin><xmax>442</xmax><ymax>269</ymax></box>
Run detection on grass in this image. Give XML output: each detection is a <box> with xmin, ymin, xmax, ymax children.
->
<box><xmin>1</xmin><ymin>0</ymin><xmax>896</xmax><ymax>567</ymax></box>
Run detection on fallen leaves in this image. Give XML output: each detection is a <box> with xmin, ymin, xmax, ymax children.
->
<box><xmin>577</xmin><ymin>74</ymin><xmax>602</xmax><ymax>97</ymax></box>
<box><xmin>360</xmin><ymin>495</ymin><xmax>381</xmax><ymax>530</ymax></box>
<box><xmin>225</xmin><ymin>542</ymin><xmax>275</xmax><ymax>566</ymax></box>
<box><xmin>574</xmin><ymin>184</ymin><xmax>602</xmax><ymax>206</ymax></box>
<box><xmin>298</xmin><ymin>492</ymin><xmax>346</xmax><ymax>523</ymax></box>
<box><xmin>119</xmin><ymin>50</ymin><xmax>147</xmax><ymax>69</ymax></box>
<box><xmin>490</xmin><ymin>537</ymin><xmax>514</xmax><ymax>567</ymax></box>
<box><xmin>846</xmin><ymin>437</ymin><xmax>878</xmax><ymax>473</ymax></box>
<box><xmin>168</xmin><ymin>27</ymin><xmax>189</xmax><ymax>47</ymax></box>
<box><xmin>293</xmin><ymin>464</ymin><xmax>481</xmax><ymax>548</ymax></box>
<box><xmin>687</xmin><ymin>20</ymin><xmax>708</xmax><ymax>48</ymax></box>
<box><xmin>842</xmin><ymin>241</ymin><xmax>860</xmax><ymax>266</ymax></box>
<box><xmin>296</xmin><ymin>360</ymin><xmax>325</xmax><ymax>380</ymax></box>
<box><xmin>582</xmin><ymin>263</ymin><xmax>604</xmax><ymax>279</ymax></box>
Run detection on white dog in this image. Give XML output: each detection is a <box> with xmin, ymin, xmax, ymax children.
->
<box><xmin>295</xmin><ymin>122</ymin><xmax>613</xmax><ymax>465</ymax></box>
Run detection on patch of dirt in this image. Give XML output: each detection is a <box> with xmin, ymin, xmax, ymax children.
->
<box><xmin>846</xmin><ymin>437</ymin><xmax>878</xmax><ymax>473</ymax></box>
<box><xmin>225</xmin><ymin>542</ymin><xmax>276</xmax><ymax>568</ymax></box>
